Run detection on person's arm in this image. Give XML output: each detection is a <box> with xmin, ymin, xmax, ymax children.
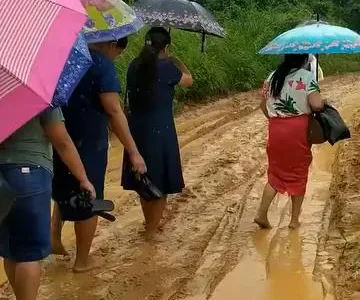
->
<box><xmin>43</xmin><ymin>121</ymin><xmax>96</xmax><ymax>199</ymax></box>
<box><xmin>306</xmin><ymin>76</ymin><xmax>325</xmax><ymax>112</ymax></box>
<box><xmin>99</xmin><ymin>92</ymin><xmax>147</xmax><ymax>174</ymax></box>
<box><xmin>168</xmin><ymin>56</ymin><xmax>193</xmax><ymax>87</ymax></box>
<box><xmin>94</xmin><ymin>56</ymin><xmax>145</xmax><ymax>174</ymax></box>
<box><xmin>308</xmin><ymin>92</ymin><xmax>325</xmax><ymax>111</ymax></box>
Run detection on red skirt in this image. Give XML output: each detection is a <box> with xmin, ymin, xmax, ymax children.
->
<box><xmin>267</xmin><ymin>115</ymin><xmax>312</xmax><ymax>196</ymax></box>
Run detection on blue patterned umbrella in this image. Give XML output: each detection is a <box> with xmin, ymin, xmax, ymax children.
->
<box><xmin>259</xmin><ymin>23</ymin><xmax>360</xmax><ymax>55</ymax></box>
<box><xmin>52</xmin><ymin>34</ymin><xmax>93</xmax><ymax>107</ymax></box>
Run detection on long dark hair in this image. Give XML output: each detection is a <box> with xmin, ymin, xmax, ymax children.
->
<box><xmin>136</xmin><ymin>27</ymin><xmax>171</xmax><ymax>90</ymax></box>
<box><xmin>270</xmin><ymin>54</ymin><xmax>309</xmax><ymax>98</ymax></box>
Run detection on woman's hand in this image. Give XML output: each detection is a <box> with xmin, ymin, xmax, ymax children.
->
<box><xmin>80</xmin><ymin>179</ymin><xmax>96</xmax><ymax>199</ymax></box>
<box><xmin>129</xmin><ymin>152</ymin><xmax>147</xmax><ymax>174</ymax></box>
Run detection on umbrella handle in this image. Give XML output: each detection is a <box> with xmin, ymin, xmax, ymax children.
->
<box><xmin>316</xmin><ymin>54</ymin><xmax>319</xmax><ymax>82</ymax></box>
<box><xmin>201</xmin><ymin>31</ymin><xmax>206</xmax><ymax>53</ymax></box>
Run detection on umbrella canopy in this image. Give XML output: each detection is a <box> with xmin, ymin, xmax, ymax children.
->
<box><xmin>259</xmin><ymin>23</ymin><xmax>360</xmax><ymax>55</ymax></box>
<box><xmin>52</xmin><ymin>33</ymin><xmax>93</xmax><ymax>107</ymax></box>
<box><xmin>132</xmin><ymin>0</ymin><xmax>225</xmax><ymax>38</ymax></box>
<box><xmin>0</xmin><ymin>0</ymin><xmax>87</xmax><ymax>143</ymax></box>
<box><xmin>81</xmin><ymin>0</ymin><xmax>144</xmax><ymax>43</ymax></box>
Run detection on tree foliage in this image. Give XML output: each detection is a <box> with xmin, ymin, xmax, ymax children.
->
<box><xmin>117</xmin><ymin>0</ymin><xmax>360</xmax><ymax>102</ymax></box>
<box><xmin>198</xmin><ymin>0</ymin><xmax>360</xmax><ymax>31</ymax></box>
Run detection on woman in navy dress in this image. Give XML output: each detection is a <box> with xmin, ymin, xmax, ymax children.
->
<box><xmin>122</xmin><ymin>27</ymin><xmax>193</xmax><ymax>239</ymax></box>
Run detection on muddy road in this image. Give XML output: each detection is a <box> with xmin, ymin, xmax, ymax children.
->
<box><xmin>1</xmin><ymin>75</ymin><xmax>360</xmax><ymax>300</ymax></box>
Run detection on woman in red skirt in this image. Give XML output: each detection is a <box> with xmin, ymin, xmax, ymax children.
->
<box><xmin>255</xmin><ymin>54</ymin><xmax>325</xmax><ymax>229</ymax></box>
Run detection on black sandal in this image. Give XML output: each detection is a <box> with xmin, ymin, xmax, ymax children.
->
<box><xmin>134</xmin><ymin>173</ymin><xmax>164</xmax><ymax>201</ymax></box>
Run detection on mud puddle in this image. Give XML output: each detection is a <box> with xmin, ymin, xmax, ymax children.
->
<box><xmin>208</xmin><ymin>140</ymin><xmax>333</xmax><ymax>300</ymax></box>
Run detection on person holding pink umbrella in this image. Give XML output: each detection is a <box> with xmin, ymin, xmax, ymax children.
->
<box><xmin>0</xmin><ymin>107</ymin><xmax>96</xmax><ymax>300</ymax></box>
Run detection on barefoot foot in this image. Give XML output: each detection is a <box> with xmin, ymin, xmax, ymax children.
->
<box><xmin>73</xmin><ymin>257</ymin><xmax>99</xmax><ymax>273</ymax></box>
<box><xmin>288</xmin><ymin>221</ymin><xmax>301</xmax><ymax>230</ymax></box>
<box><xmin>51</xmin><ymin>241</ymin><xmax>69</xmax><ymax>256</ymax></box>
<box><xmin>254</xmin><ymin>217</ymin><xmax>272</xmax><ymax>229</ymax></box>
<box><xmin>144</xmin><ymin>231</ymin><xmax>166</xmax><ymax>243</ymax></box>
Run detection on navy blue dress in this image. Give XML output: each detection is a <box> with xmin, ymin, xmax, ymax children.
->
<box><xmin>121</xmin><ymin>59</ymin><xmax>184</xmax><ymax>195</ymax></box>
<box><xmin>52</xmin><ymin>49</ymin><xmax>121</xmax><ymax>221</ymax></box>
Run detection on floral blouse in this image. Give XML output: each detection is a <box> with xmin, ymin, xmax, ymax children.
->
<box><xmin>263</xmin><ymin>68</ymin><xmax>320</xmax><ymax>118</ymax></box>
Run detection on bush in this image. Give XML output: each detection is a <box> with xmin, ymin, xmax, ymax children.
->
<box><xmin>116</xmin><ymin>7</ymin><xmax>360</xmax><ymax>102</ymax></box>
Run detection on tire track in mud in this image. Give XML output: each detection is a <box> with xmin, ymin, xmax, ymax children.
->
<box><xmin>1</xmin><ymin>76</ymin><xmax>359</xmax><ymax>300</ymax></box>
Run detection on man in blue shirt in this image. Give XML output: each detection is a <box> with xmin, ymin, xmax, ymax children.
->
<box><xmin>52</xmin><ymin>37</ymin><xmax>146</xmax><ymax>272</ymax></box>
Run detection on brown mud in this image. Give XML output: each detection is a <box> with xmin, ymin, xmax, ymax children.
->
<box><xmin>0</xmin><ymin>75</ymin><xmax>359</xmax><ymax>300</ymax></box>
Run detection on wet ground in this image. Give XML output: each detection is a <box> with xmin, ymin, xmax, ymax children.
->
<box><xmin>1</xmin><ymin>75</ymin><xmax>360</xmax><ymax>299</ymax></box>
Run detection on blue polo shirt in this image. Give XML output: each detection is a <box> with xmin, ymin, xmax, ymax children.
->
<box><xmin>62</xmin><ymin>49</ymin><xmax>121</xmax><ymax>154</ymax></box>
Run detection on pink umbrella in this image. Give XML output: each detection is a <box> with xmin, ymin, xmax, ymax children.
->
<box><xmin>0</xmin><ymin>0</ymin><xmax>87</xmax><ymax>143</ymax></box>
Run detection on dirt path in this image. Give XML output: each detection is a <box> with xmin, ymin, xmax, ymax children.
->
<box><xmin>1</xmin><ymin>75</ymin><xmax>359</xmax><ymax>300</ymax></box>
<box><xmin>314</xmin><ymin>106</ymin><xmax>360</xmax><ymax>300</ymax></box>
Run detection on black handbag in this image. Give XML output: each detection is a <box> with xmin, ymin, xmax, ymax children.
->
<box><xmin>0</xmin><ymin>172</ymin><xmax>16</xmax><ymax>225</ymax></box>
<box><xmin>308</xmin><ymin>114</ymin><xmax>326</xmax><ymax>145</ymax></box>
<box><xmin>315</xmin><ymin>104</ymin><xmax>351</xmax><ymax>145</ymax></box>
<box><xmin>134</xmin><ymin>173</ymin><xmax>164</xmax><ymax>201</ymax></box>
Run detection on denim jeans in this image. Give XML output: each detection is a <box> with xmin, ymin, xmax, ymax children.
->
<box><xmin>0</xmin><ymin>164</ymin><xmax>52</xmax><ymax>262</ymax></box>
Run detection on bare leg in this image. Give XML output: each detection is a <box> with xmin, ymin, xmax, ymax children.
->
<box><xmin>51</xmin><ymin>203</ymin><xmax>68</xmax><ymax>256</ymax></box>
<box><xmin>13</xmin><ymin>261</ymin><xmax>41</xmax><ymax>300</ymax></box>
<box><xmin>73</xmin><ymin>216</ymin><xmax>98</xmax><ymax>273</ymax></box>
<box><xmin>255</xmin><ymin>183</ymin><xmax>277</xmax><ymax>229</ymax></box>
<box><xmin>289</xmin><ymin>195</ymin><xmax>304</xmax><ymax>229</ymax></box>
<box><xmin>4</xmin><ymin>259</ymin><xmax>16</xmax><ymax>290</ymax></box>
<box><xmin>140</xmin><ymin>197</ymin><xmax>167</xmax><ymax>240</ymax></box>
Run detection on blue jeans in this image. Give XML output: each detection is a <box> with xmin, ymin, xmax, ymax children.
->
<box><xmin>0</xmin><ymin>164</ymin><xmax>52</xmax><ymax>262</ymax></box>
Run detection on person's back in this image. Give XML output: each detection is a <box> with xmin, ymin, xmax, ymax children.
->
<box><xmin>127</xmin><ymin>58</ymin><xmax>181</xmax><ymax>124</ymax></box>
<box><xmin>266</xmin><ymin>68</ymin><xmax>318</xmax><ymax>118</ymax></box>
<box><xmin>0</xmin><ymin>111</ymin><xmax>58</xmax><ymax>171</ymax></box>
<box><xmin>62</xmin><ymin>49</ymin><xmax>111</xmax><ymax>151</ymax></box>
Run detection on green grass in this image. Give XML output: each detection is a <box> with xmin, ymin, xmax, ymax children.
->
<box><xmin>115</xmin><ymin>8</ymin><xmax>360</xmax><ymax>102</ymax></box>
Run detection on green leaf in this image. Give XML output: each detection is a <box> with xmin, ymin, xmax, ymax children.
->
<box><xmin>273</xmin><ymin>93</ymin><xmax>299</xmax><ymax>115</ymax></box>
<box><xmin>309</xmin><ymin>80</ymin><xmax>320</xmax><ymax>93</ymax></box>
